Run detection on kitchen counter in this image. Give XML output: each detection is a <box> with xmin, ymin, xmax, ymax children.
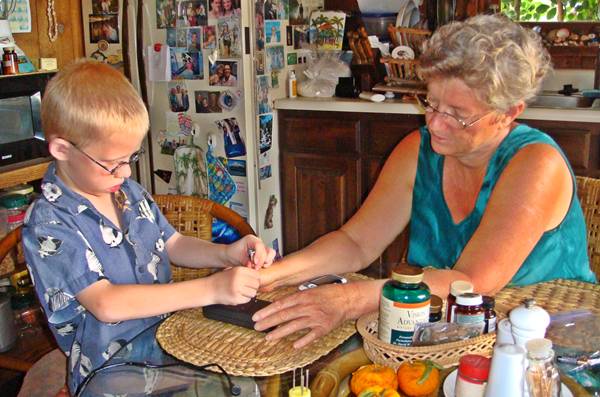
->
<box><xmin>275</xmin><ymin>97</ymin><xmax>600</xmax><ymax>123</ymax></box>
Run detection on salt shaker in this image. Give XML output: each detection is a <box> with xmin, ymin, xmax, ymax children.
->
<box><xmin>509</xmin><ymin>299</ymin><xmax>550</xmax><ymax>348</ymax></box>
<box><xmin>455</xmin><ymin>354</ymin><xmax>491</xmax><ymax>397</ymax></box>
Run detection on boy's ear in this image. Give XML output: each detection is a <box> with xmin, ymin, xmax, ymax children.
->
<box><xmin>48</xmin><ymin>138</ymin><xmax>72</xmax><ymax>161</ymax></box>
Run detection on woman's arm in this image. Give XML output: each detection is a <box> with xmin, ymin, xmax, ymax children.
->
<box><xmin>425</xmin><ymin>142</ymin><xmax>574</xmax><ymax>297</ymax></box>
<box><xmin>259</xmin><ymin>131</ymin><xmax>422</xmax><ymax>290</ymax></box>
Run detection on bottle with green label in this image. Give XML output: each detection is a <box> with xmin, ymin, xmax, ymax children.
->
<box><xmin>379</xmin><ymin>264</ymin><xmax>431</xmax><ymax>346</ymax></box>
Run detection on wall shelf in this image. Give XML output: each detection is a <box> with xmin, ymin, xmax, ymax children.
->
<box><xmin>0</xmin><ymin>159</ymin><xmax>51</xmax><ymax>190</ymax></box>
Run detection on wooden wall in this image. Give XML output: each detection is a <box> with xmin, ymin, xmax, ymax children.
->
<box><xmin>12</xmin><ymin>0</ymin><xmax>84</xmax><ymax>69</ymax></box>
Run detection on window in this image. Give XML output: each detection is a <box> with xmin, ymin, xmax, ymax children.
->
<box><xmin>501</xmin><ymin>0</ymin><xmax>599</xmax><ymax>21</ymax></box>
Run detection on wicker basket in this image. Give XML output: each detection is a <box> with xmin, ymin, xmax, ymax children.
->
<box><xmin>356</xmin><ymin>312</ymin><xmax>496</xmax><ymax>369</ymax></box>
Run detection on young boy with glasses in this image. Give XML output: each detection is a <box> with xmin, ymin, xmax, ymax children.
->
<box><xmin>22</xmin><ymin>59</ymin><xmax>276</xmax><ymax>394</ymax></box>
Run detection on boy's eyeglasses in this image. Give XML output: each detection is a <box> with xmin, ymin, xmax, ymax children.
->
<box><xmin>68</xmin><ymin>141</ymin><xmax>145</xmax><ymax>175</ymax></box>
<box><xmin>415</xmin><ymin>94</ymin><xmax>493</xmax><ymax>130</ymax></box>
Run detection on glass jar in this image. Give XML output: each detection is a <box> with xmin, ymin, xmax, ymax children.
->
<box><xmin>429</xmin><ymin>294</ymin><xmax>443</xmax><ymax>323</ymax></box>
<box><xmin>0</xmin><ymin>194</ymin><xmax>29</xmax><ymax>232</ymax></box>
<box><xmin>446</xmin><ymin>280</ymin><xmax>474</xmax><ymax>322</ymax></box>
<box><xmin>2</xmin><ymin>47</ymin><xmax>18</xmax><ymax>75</ymax></box>
<box><xmin>483</xmin><ymin>296</ymin><xmax>497</xmax><ymax>334</ymax></box>
<box><xmin>455</xmin><ymin>293</ymin><xmax>484</xmax><ymax>327</ymax></box>
<box><xmin>525</xmin><ymin>338</ymin><xmax>561</xmax><ymax>397</ymax></box>
<box><xmin>379</xmin><ymin>264</ymin><xmax>430</xmax><ymax>346</ymax></box>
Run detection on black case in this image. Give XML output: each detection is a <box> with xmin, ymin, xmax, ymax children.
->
<box><xmin>203</xmin><ymin>298</ymin><xmax>275</xmax><ymax>332</ymax></box>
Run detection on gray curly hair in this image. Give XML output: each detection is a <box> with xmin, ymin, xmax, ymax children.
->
<box><xmin>419</xmin><ymin>14</ymin><xmax>552</xmax><ymax>112</ymax></box>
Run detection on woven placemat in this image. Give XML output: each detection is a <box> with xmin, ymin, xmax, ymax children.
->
<box><xmin>494</xmin><ymin>279</ymin><xmax>600</xmax><ymax>317</ymax></box>
<box><xmin>157</xmin><ymin>273</ymin><xmax>369</xmax><ymax>376</ymax></box>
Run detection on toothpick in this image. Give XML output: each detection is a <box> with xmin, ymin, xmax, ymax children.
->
<box><xmin>292</xmin><ymin>367</ymin><xmax>296</xmax><ymax>389</ymax></box>
<box><xmin>306</xmin><ymin>369</ymin><xmax>309</xmax><ymax>389</ymax></box>
<box><xmin>301</xmin><ymin>369</ymin><xmax>304</xmax><ymax>394</ymax></box>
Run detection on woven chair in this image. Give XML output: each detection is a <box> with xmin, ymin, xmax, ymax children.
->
<box><xmin>152</xmin><ymin>195</ymin><xmax>255</xmax><ymax>282</ymax></box>
<box><xmin>0</xmin><ymin>227</ymin><xmax>68</xmax><ymax>397</ymax></box>
<box><xmin>576</xmin><ymin>176</ymin><xmax>600</xmax><ymax>279</ymax></box>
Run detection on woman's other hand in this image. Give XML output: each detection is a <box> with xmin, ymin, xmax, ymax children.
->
<box><xmin>226</xmin><ymin>235</ymin><xmax>276</xmax><ymax>269</ymax></box>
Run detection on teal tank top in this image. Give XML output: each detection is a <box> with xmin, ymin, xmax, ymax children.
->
<box><xmin>408</xmin><ymin>124</ymin><xmax>596</xmax><ymax>286</ymax></box>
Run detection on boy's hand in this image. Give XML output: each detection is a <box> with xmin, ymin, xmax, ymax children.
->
<box><xmin>210</xmin><ymin>266</ymin><xmax>260</xmax><ymax>305</ymax></box>
<box><xmin>226</xmin><ymin>235</ymin><xmax>276</xmax><ymax>270</ymax></box>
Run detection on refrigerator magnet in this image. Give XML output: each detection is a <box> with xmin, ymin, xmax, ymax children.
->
<box><xmin>259</xmin><ymin>114</ymin><xmax>273</xmax><ymax>154</ymax></box>
<box><xmin>218</xmin><ymin>90</ymin><xmax>238</xmax><ymax>111</ymax></box>
<box><xmin>264</xmin><ymin>195</ymin><xmax>278</xmax><ymax>229</ymax></box>
<box><xmin>217</xmin><ymin>118</ymin><xmax>246</xmax><ymax>158</ymax></box>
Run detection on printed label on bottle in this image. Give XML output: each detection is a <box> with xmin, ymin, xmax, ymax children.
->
<box><xmin>379</xmin><ymin>296</ymin><xmax>430</xmax><ymax>346</ymax></box>
<box><xmin>487</xmin><ymin>317</ymin><xmax>497</xmax><ymax>333</ymax></box>
<box><xmin>456</xmin><ymin>313</ymin><xmax>485</xmax><ymax>326</ymax></box>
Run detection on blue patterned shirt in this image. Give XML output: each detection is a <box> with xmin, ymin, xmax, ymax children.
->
<box><xmin>22</xmin><ymin>162</ymin><xmax>176</xmax><ymax>394</ymax></box>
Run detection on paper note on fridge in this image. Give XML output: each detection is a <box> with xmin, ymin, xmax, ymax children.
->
<box><xmin>147</xmin><ymin>44</ymin><xmax>171</xmax><ymax>81</ymax></box>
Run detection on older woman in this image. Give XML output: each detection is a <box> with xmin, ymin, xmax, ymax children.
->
<box><xmin>254</xmin><ymin>14</ymin><xmax>596</xmax><ymax>348</ymax></box>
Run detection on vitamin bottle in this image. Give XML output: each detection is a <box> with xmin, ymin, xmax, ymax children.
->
<box><xmin>446</xmin><ymin>280</ymin><xmax>474</xmax><ymax>322</ymax></box>
<box><xmin>429</xmin><ymin>294</ymin><xmax>442</xmax><ymax>323</ymax></box>
<box><xmin>455</xmin><ymin>354</ymin><xmax>490</xmax><ymax>397</ymax></box>
<box><xmin>482</xmin><ymin>295</ymin><xmax>497</xmax><ymax>334</ymax></box>
<box><xmin>455</xmin><ymin>293</ymin><xmax>485</xmax><ymax>328</ymax></box>
<box><xmin>379</xmin><ymin>264</ymin><xmax>430</xmax><ymax>346</ymax></box>
<box><xmin>2</xmin><ymin>47</ymin><xmax>18</xmax><ymax>75</ymax></box>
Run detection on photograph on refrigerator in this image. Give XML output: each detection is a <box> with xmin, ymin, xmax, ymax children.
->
<box><xmin>265</xmin><ymin>20</ymin><xmax>281</xmax><ymax>44</ymax></box>
<box><xmin>156</xmin><ymin>0</ymin><xmax>177</xmax><ymax>28</ymax></box>
<box><xmin>209</xmin><ymin>60</ymin><xmax>238</xmax><ymax>86</ymax></box>
<box><xmin>171</xmin><ymin>48</ymin><xmax>204</xmax><ymax>79</ymax></box>
<box><xmin>202</xmin><ymin>25</ymin><xmax>217</xmax><ymax>48</ymax></box>
<box><xmin>176</xmin><ymin>0</ymin><xmax>208</xmax><ymax>27</ymax></box>
<box><xmin>168</xmin><ymin>82</ymin><xmax>191</xmax><ymax>112</ymax></box>
<box><xmin>217</xmin><ymin>17</ymin><xmax>241</xmax><ymax>58</ymax></box>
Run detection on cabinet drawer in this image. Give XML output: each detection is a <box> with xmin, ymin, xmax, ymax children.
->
<box><xmin>280</xmin><ymin>114</ymin><xmax>360</xmax><ymax>154</ymax></box>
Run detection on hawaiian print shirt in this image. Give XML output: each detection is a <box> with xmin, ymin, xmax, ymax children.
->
<box><xmin>22</xmin><ymin>163</ymin><xmax>176</xmax><ymax>394</ymax></box>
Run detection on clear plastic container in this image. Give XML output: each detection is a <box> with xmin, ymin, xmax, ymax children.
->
<box><xmin>0</xmin><ymin>194</ymin><xmax>29</xmax><ymax>232</ymax></box>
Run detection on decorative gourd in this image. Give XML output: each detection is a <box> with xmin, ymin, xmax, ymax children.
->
<box><xmin>396</xmin><ymin>360</ymin><xmax>441</xmax><ymax>397</ymax></box>
<box><xmin>350</xmin><ymin>364</ymin><xmax>398</xmax><ymax>396</ymax></box>
<box><xmin>358</xmin><ymin>385</ymin><xmax>401</xmax><ymax>397</ymax></box>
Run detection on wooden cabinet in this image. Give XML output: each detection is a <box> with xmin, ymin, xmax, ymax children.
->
<box><xmin>280</xmin><ymin>109</ymin><xmax>600</xmax><ymax>278</ymax></box>
<box><xmin>519</xmin><ymin>119</ymin><xmax>600</xmax><ymax>178</ymax></box>
<box><xmin>279</xmin><ymin>110</ymin><xmax>423</xmax><ymax>277</ymax></box>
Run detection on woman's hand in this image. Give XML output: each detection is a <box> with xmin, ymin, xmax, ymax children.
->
<box><xmin>252</xmin><ymin>283</ymin><xmax>353</xmax><ymax>349</ymax></box>
<box><xmin>225</xmin><ymin>235</ymin><xmax>276</xmax><ymax>270</ymax></box>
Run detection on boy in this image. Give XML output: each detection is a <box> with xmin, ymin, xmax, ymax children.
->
<box><xmin>22</xmin><ymin>59</ymin><xmax>276</xmax><ymax>394</ymax></box>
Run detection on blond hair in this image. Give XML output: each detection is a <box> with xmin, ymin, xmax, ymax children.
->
<box><xmin>41</xmin><ymin>59</ymin><xmax>149</xmax><ymax>148</ymax></box>
<box><xmin>419</xmin><ymin>14</ymin><xmax>552</xmax><ymax>111</ymax></box>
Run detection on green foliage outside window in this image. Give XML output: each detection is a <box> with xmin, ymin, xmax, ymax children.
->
<box><xmin>501</xmin><ymin>0</ymin><xmax>599</xmax><ymax>21</ymax></box>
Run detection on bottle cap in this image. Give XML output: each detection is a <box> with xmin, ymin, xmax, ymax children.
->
<box><xmin>430</xmin><ymin>294</ymin><xmax>443</xmax><ymax>313</ymax></box>
<box><xmin>456</xmin><ymin>292</ymin><xmax>483</xmax><ymax>306</ymax></box>
<box><xmin>391</xmin><ymin>263</ymin><xmax>424</xmax><ymax>283</ymax></box>
<box><xmin>450</xmin><ymin>280</ymin><xmax>474</xmax><ymax>297</ymax></box>
<box><xmin>526</xmin><ymin>338</ymin><xmax>553</xmax><ymax>360</ymax></box>
<box><xmin>482</xmin><ymin>295</ymin><xmax>495</xmax><ymax>309</ymax></box>
<box><xmin>0</xmin><ymin>194</ymin><xmax>28</xmax><ymax>209</ymax></box>
<box><xmin>458</xmin><ymin>354</ymin><xmax>491</xmax><ymax>382</ymax></box>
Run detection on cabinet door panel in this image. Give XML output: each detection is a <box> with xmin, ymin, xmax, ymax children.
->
<box><xmin>280</xmin><ymin>114</ymin><xmax>360</xmax><ymax>154</ymax></box>
<box><xmin>282</xmin><ymin>153</ymin><xmax>360</xmax><ymax>253</ymax></box>
<box><xmin>519</xmin><ymin>119</ymin><xmax>600</xmax><ymax>176</ymax></box>
<box><xmin>364</xmin><ymin>115</ymin><xmax>423</xmax><ymax>156</ymax></box>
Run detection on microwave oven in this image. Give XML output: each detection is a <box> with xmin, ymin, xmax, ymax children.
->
<box><xmin>0</xmin><ymin>72</ymin><xmax>55</xmax><ymax>168</ymax></box>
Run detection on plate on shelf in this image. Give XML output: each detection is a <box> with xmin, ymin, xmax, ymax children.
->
<box><xmin>442</xmin><ymin>369</ymin><xmax>574</xmax><ymax>397</ymax></box>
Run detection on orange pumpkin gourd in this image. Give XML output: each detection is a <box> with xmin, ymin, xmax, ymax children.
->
<box><xmin>350</xmin><ymin>364</ymin><xmax>398</xmax><ymax>396</ymax></box>
<box><xmin>397</xmin><ymin>360</ymin><xmax>441</xmax><ymax>397</ymax></box>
